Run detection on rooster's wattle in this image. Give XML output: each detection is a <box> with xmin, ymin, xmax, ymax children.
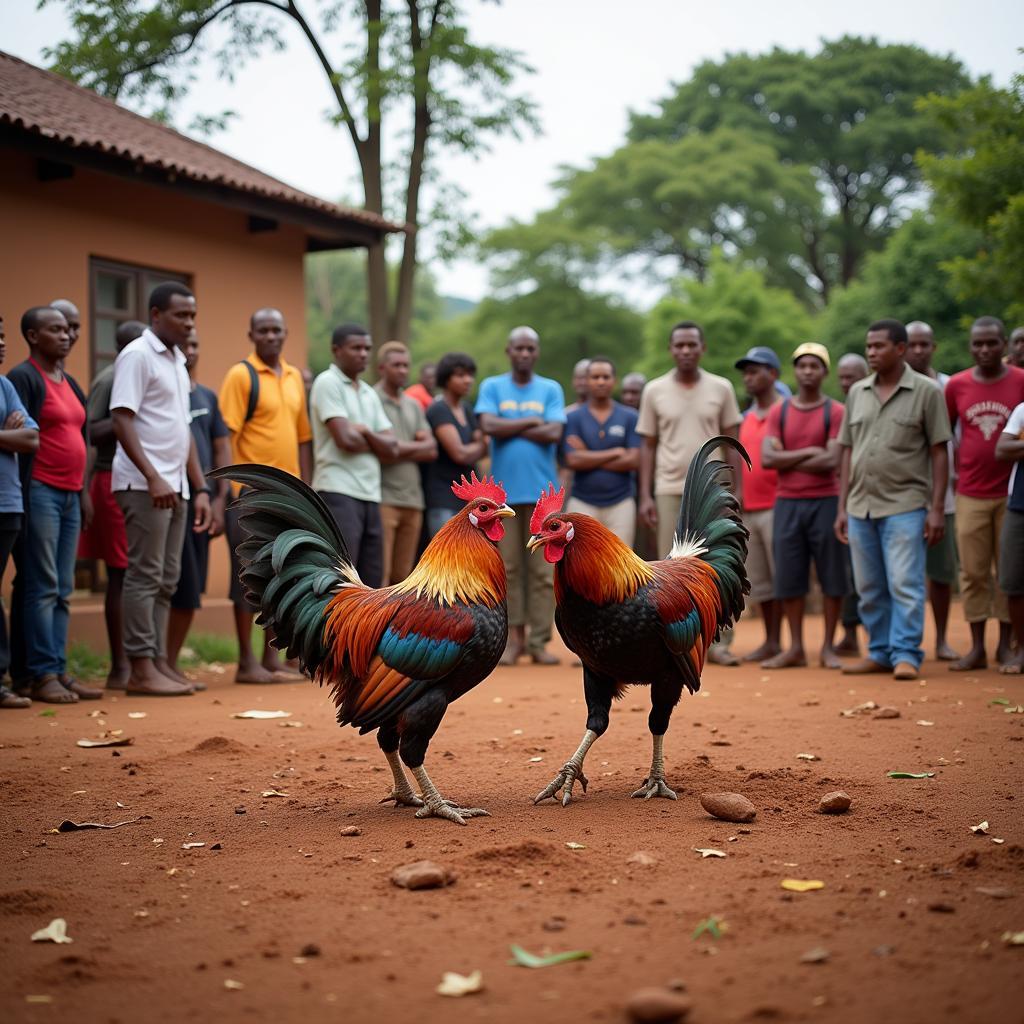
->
<box><xmin>210</xmin><ymin>465</ymin><xmax>512</xmax><ymax>825</ymax></box>
<box><xmin>527</xmin><ymin>436</ymin><xmax>750</xmax><ymax>805</ymax></box>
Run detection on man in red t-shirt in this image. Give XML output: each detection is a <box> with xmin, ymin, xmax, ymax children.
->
<box><xmin>945</xmin><ymin>316</ymin><xmax>1024</xmax><ymax>670</ymax></box>
<box><xmin>761</xmin><ymin>343</ymin><xmax>849</xmax><ymax>670</ymax></box>
<box><xmin>735</xmin><ymin>347</ymin><xmax>782</xmax><ymax>662</ymax></box>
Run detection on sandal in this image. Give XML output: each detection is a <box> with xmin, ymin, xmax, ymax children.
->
<box><xmin>60</xmin><ymin>674</ymin><xmax>103</xmax><ymax>700</ymax></box>
<box><xmin>1</xmin><ymin>684</ymin><xmax>31</xmax><ymax>709</ymax></box>
<box><xmin>31</xmin><ymin>674</ymin><xmax>78</xmax><ymax>704</ymax></box>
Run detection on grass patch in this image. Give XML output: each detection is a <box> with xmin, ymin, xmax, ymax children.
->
<box><xmin>67</xmin><ymin>642</ymin><xmax>109</xmax><ymax>682</ymax></box>
<box><xmin>179</xmin><ymin>632</ymin><xmax>241</xmax><ymax>666</ymax></box>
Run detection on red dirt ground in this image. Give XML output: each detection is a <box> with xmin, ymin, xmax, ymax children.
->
<box><xmin>2</xmin><ymin>614</ymin><xmax>1022</xmax><ymax>1024</ymax></box>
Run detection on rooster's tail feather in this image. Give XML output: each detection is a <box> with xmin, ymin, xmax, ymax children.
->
<box><xmin>671</xmin><ymin>435</ymin><xmax>751</xmax><ymax>631</ymax></box>
<box><xmin>208</xmin><ymin>465</ymin><xmax>356</xmax><ymax>675</ymax></box>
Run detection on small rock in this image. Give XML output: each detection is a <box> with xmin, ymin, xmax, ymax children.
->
<box><xmin>975</xmin><ymin>886</ymin><xmax>1013</xmax><ymax>899</ymax></box>
<box><xmin>300</xmin><ymin>943</ymin><xmax>321</xmax><ymax>957</ymax></box>
<box><xmin>234</xmin><ymin>806</ymin><xmax>246</xmax><ymax>815</ymax></box>
<box><xmin>626</xmin><ymin>986</ymin><xmax>692</xmax><ymax>1023</ymax></box>
<box><xmin>872</xmin><ymin>945</ymin><xmax>895</xmax><ymax>958</ymax></box>
<box><xmin>627</xmin><ymin>850</ymin><xmax>658</xmax><ymax>867</ymax></box>
<box><xmin>799</xmin><ymin>946</ymin><xmax>830</xmax><ymax>964</ymax></box>
<box><xmin>819</xmin><ymin>791</ymin><xmax>853</xmax><ymax>814</ymax></box>
<box><xmin>340</xmin><ymin>826</ymin><xmax>361</xmax><ymax>837</ymax></box>
<box><xmin>699</xmin><ymin>791</ymin><xmax>756</xmax><ymax>824</ymax></box>
<box><xmin>623</xmin><ymin>914</ymin><xmax>647</xmax><ymax>926</ymax></box>
<box><xmin>542</xmin><ymin>916</ymin><xmax>567</xmax><ymax>932</ymax></box>
<box><xmin>390</xmin><ymin>860</ymin><xmax>455</xmax><ymax>891</ymax></box>
<box><xmin>927</xmin><ymin>901</ymin><xmax>955</xmax><ymax>913</ymax></box>
<box><xmin>873</xmin><ymin>707</ymin><xmax>901</xmax><ymax>720</ymax></box>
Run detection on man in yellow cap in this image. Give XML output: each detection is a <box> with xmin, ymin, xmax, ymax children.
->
<box><xmin>760</xmin><ymin>342</ymin><xmax>850</xmax><ymax>670</ymax></box>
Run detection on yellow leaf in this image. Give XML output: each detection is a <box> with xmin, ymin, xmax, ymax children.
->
<box><xmin>436</xmin><ymin>970</ymin><xmax>484</xmax><ymax>997</ymax></box>
<box><xmin>781</xmin><ymin>879</ymin><xmax>825</xmax><ymax>893</ymax></box>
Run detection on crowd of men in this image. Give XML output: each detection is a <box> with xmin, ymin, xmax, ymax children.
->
<box><xmin>1</xmin><ymin>282</ymin><xmax>1023</xmax><ymax>707</ymax></box>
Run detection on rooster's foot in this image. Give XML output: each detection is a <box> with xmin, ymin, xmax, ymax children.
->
<box><xmin>534</xmin><ymin>761</ymin><xmax>589</xmax><ymax>806</ymax></box>
<box><xmin>379</xmin><ymin>788</ymin><xmax>424</xmax><ymax>808</ymax></box>
<box><xmin>381</xmin><ymin>751</ymin><xmax>424</xmax><ymax>807</ymax></box>
<box><xmin>415</xmin><ymin>800</ymin><xmax>490</xmax><ymax>826</ymax></box>
<box><xmin>631</xmin><ymin>776</ymin><xmax>677</xmax><ymax>801</ymax></box>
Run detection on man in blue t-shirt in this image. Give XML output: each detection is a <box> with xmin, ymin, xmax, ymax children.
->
<box><xmin>564</xmin><ymin>357</ymin><xmax>640</xmax><ymax>547</ymax></box>
<box><xmin>476</xmin><ymin>326</ymin><xmax>566</xmax><ymax>665</ymax></box>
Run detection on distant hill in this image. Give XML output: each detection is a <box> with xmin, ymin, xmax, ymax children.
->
<box><xmin>441</xmin><ymin>295</ymin><xmax>477</xmax><ymax>319</ymax></box>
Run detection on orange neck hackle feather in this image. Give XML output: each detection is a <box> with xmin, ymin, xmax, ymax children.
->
<box><xmin>554</xmin><ymin>515</ymin><xmax>655</xmax><ymax>605</ymax></box>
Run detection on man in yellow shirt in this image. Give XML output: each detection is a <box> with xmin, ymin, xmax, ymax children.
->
<box><xmin>219</xmin><ymin>308</ymin><xmax>313</xmax><ymax>683</ymax></box>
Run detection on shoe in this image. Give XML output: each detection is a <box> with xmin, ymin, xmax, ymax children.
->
<box><xmin>893</xmin><ymin>662</ymin><xmax>918</xmax><ymax>680</ymax></box>
<box><xmin>0</xmin><ymin>684</ymin><xmax>31</xmax><ymax>708</ymax></box>
<box><xmin>841</xmin><ymin>658</ymin><xmax>892</xmax><ymax>675</ymax></box>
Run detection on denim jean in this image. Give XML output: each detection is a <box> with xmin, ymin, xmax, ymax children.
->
<box><xmin>24</xmin><ymin>481</ymin><xmax>81</xmax><ymax>677</ymax></box>
<box><xmin>848</xmin><ymin>509</ymin><xmax>927</xmax><ymax>669</ymax></box>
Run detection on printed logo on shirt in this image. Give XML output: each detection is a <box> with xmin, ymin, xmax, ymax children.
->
<box><xmin>189</xmin><ymin>407</ymin><xmax>210</xmax><ymax>424</ymax></box>
<box><xmin>965</xmin><ymin>400</ymin><xmax>1011</xmax><ymax>441</ymax></box>
<box><xmin>608</xmin><ymin>424</ymin><xmax>626</xmax><ymax>438</ymax></box>
<box><xmin>499</xmin><ymin>399</ymin><xmax>545</xmax><ymax>415</ymax></box>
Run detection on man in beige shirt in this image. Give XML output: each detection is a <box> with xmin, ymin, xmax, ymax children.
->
<box><xmin>637</xmin><ymin>320</ymin><xmax>744</xmax><ymax>665</ymax></box>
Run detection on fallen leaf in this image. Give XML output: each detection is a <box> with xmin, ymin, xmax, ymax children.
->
<box><xmin>436</xmin><ymin>970</ymin><xmax>484</xmax><ymax>997</ymax></box>
<box><xmin>989</xmin><ymin>697</ymin><xmax>1010</xmax><ymax>705</ymax></box>
<box><xmin>507</xmin><ymin>945</ymin><xmax>592</xmax><ymax>968</ymax></box>
<box><xmin>992</xmin><ymin>837</ymin><xmax>1005</xmax><ymax>845</ymax></box>
<box><xmin>127</xmin><ymin>712</ymin><xmax>147</xmax><ymax>719</ymax></box>
<box><xmin>528</xmin><ymin>756</ymin><xmax>543</xmax><ymax>763</ymax></box>
<box><xmin>38</xmin><ymin>709</ymin><xmax>57</xmax><ymax>718</ymax></box>
<box><xmin>796</xmin><ymin>753</ymin><xmax>819</xmax><ymax>761</ymax></box>
<box><xmin>976</xmin><ymin>887</ymin><xmax>1013</xmax><ymax>899</ymax></box>
<box><xmin>781</xmin><ymin>879</ymin><xmax>825</xmax><ymax>893</ymax></box>
<box><xmin>1005</xmin><ymin>705</ymin><xmax>1024</xmax><ymax>714</ymax></box>
<box><xmin>182</xmin><ymin>842</ymin><xmax>205</xmax><ymax>850</ymax></box>
<box><xmin>224</xmin><ymin>979</ymin><xmax>244</xmax><ymax>990</ymax></box>
<box><xmin>76</xmin><ymin>737</ymin><xmax>133</xmax><ymax>748</ymax></box>
<box><xmin>261</xmin><ymin>790</ymin><xmax>289</xmax><ymax>798</ymax></box>
<box><xmin>565</xmin><ymin>842</ymin><xmax>586</xmax><ymax>850</ymax></box>
<box><xmin>970</xmin><ymin>821</ymin><xmax>990</xmax><ymax>835</ymax></box>
<box><xmin>1001</xmin><ymin>931</ymin><xmax>1024</xmax><ymax>946</ymax></box>
<box><xmin>886</xmin><ymin>771</ymin><xmax>936</xmax><ymax>779</ymax></box>
<box><xmin>54</xmin><ymin>817</ymin><xmax>148</xmax><ymax>832</ymax></box>
<box><xmin>693</xmin><ymin>848</ymin><xmax>726</xmax><ymax>858</ymax></box>
<box><xmin>800</xmin><ymin>946</ymin><xmax>830</xmax><ymax>963</ymax></box>
<box><xmin>231</xmin><ymin>710</ymin><xmax>291</xmax><ymax>720</ymax></box>
<box><xmin>691</xmin><ymin>915</ymin><xmax>727</xmax><ymax>940</ymax></box>
<box><xmin>839</xmin><ymin>700</ymin><xmax>878</xmax><ymax>717</ymax></box>
<box><xmin>31</xmin><ymin>919</ymin><xmax>72</xmax><ymax>944</ymax></box>
<box><xmin>916</xmin><ymin>720</ymin><xmax>935</xmax><ymax>727</ymax></box>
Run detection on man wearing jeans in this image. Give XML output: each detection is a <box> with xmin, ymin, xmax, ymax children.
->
<box><xmin>835</xmin><ymin>319</ymin><xmax>951</xmax><ymax>680</ymax></box>
<box><xmin>112</xmin><ymin>283</ymin><xmax>211</xmax><ymax>697</ymax></box>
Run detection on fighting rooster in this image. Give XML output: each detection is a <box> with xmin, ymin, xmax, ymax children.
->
<box><xmin>527</xmin><ymin>436</ymin><xmax>749</xmax><ymax>806</ymax></box>
<box><xmin>210</xmin><ymin>465</ymin><xmax>513</xmax><ymax>825</ymax></box>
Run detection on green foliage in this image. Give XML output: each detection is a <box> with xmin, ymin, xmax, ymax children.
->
<box><xmin>918</xmin><ymin>73</ymin><xmax>1024</xmax><ymax>323</ymax></box>
<box><xmin>819</xmin><ymin>212</ymin><xmax>985</xmax><ymax>374</ymax></box>
<box><xmin>180</xmin><ymin>632</ymin><xmax>242</xmax><ymax>666</ymax></box>
<box><xmin>643</xmin><ymin>254</ymin><xmax>815</xmax><ymax>389</ymax></box>
<box><xmin>66</xmin><ymin>641</ymin><xmax>109</xmax><ymax>682</ymax></box>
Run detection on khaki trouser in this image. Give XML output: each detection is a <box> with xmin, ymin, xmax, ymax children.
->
<box><xmin>380</xmin><ymin>504</ymin><xmax>423</xmax><ymax>586</ymax></box>
<box><xmin>655</xmin><ymin>493</ymin><xmax>683</xmax><ymax>559</ymax></box>
<box><xmin>744</xmin><ymin>508</ymin><xmax>775</xmax><ymax>605</ymax></box>
<box><xmin>499</xmin><ymin>502</ymin><xmax>554</xmax><ymax>653</ymax></box>
<box><xmin>955</xmin><ymin>494</ymin><xmax>1009</xmax><ymax>623</ymax></box>
<box><xmin>566</xmin><ymin>496</ymin><xmax>636</xmax><ymax>548</ymax></box>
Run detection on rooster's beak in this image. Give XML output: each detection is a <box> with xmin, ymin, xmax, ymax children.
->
<box><xmin>495</xmin><ymin>505</ymin><xmax>515</xmax><ymax>519</ymax></box>
<box><xmin>526</xmin><ymin>534</ymin><xmax>544</xmax><ymax>553</ymax></box>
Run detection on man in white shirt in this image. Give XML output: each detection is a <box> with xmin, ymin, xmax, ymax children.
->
<box><xmin>112</xmin><ymin>283</ymin><xmax>211</xmax><ymax>696</ymax></box>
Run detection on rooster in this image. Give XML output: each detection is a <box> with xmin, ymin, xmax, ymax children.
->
<box><xmin>210</xmin><ymin>465</ymin><xmax>513</xmax><ymax>825</ymax></box>
<box><xmin>527</xmin><ymin>436</ymin><xmax>749</xmax><ymax>806</ymax></box>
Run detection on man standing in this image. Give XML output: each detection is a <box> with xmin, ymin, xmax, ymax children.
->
<box><xmin>8</xmin><ymin>307</ymin><xmax>98</xmax><ymax>704</ymax></box>
<box><xmin>1008</xmin><ymin>327</ymin><xmax>1024</xmax><ymax>370</ymax></box>
<box><xmin>761</xmin><ymin>344</ymin><xmax>847</xmax><ymax>669</ymax></box>
<box><xmin>944</xmin><ymin>316</ymin><xmax>1024</xmax><ymax>670</ymax></box>
<box><xmin>905</xmin><ymin>321</ymin><xmax>961</xmax><ymax>661</ymax></box>
<box><xmin>311</xmin><ymin>324</ymin><xmax>397</xmax><ymax>589</ymax></box>
<box><xmin>112</xmin><ymin>283</ymin><xmax>212</xmax><ymax>697</ymax></box>
<box><xmin>566</xmin><ymin>359</ymin><xmax>591</xmax><ymax>414</ymax></box>
<box><xmin>563</xmin><ymin>357</ymin><xmax>640</xmax><ymax>546</ymax></box>
<box><xmin>836</xmin><ymin>353</ymin><xmax>868</xmax><ymax>396</ymax></box>
<box><xmin>995</xmin><ymin>401</ymin><xmax>1024</xmax><ymax>674</ymax></box>
<box><xmin>835</xmin><ymin>320</ymin><xmax>951</xmax><ymax>681</ymax></box>
<box><xmin>374</xmin><ymin>342</ymin><xmax>436</xmax><ymax>585</ymax></box>
<box><xmin>50</xmin><ymin>299</ymin><xmax>81</xmax><ymax>356</ymax></box>
<box><xmin>79</xmin><ymin>319</ymin><xmax>146</xmax><ymax>689</ymax></box>
<box><xmin>220</xmin><ymin>308</ymin><xmax>313</xmax><ymax>683</ymax></box>
<box><xmin>620</xmin><ymin>372</ymin><xmax>646</xmax><ymax>411</ymax></box>
<box><xmin>636</xmin><ymin>321</ymin><xmax>743</xmax><ymax>665</ymax></box>
<box><xmin>405</xmin><ymin>362</ymin><xmax>437</xmax><ymax>412</ymax></box>
<box><xmin>166</xmin><ymin>332</ymin><xmax>232</xmax><ymax>675</ymax></box>
<box><xmin>476</xmin><ymin>326</ymin><xmax>566</xmax><ymax>665</ymax></box>
<box><xmin>735</xmin><ymin>347</ymin><xmax>783</xmax><ymax>663</ymax></box>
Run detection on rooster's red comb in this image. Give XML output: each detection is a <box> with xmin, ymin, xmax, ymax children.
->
<box><xmin>451</xmin><ymin>471</ymin><xmax>507</xmax><ymax>506</ymax></box>
<box><xmin>530</xmin><ymin>483</ymin><xmax>565</xmax><ymax>534</ymax></box>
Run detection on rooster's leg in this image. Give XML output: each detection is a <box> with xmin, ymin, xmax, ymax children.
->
<box><xmin>411</xmin><ymin>764</ymin><xmax>490</xmax><ymax>826</ymax></box>
<box><xmin>632</xmin><ymin>686</ymin><xmax>678</xmax><ymax>800</ymax></box>
<box><xmin>534</xmin><ymin>729</ymin><xmax>597</xmax><ymax>806</ymax></box>
<box><xmin>631</xmin><ymin>734</ymin><xmax>677</xmax><ymax>800</ymax></box>
<box><xmin>377</xmin><ymin>727</ymin><xmax>424</xmax><ymax>807</ymax></box>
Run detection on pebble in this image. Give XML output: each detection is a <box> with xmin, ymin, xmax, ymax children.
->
<box><xmin>391</xmin><ymin>860</ymin><xmax>455</xmax><ymax>891</ymax></box>
<box><xmin>975</xmin><ymin>886</ymin><xmax>1013</xmax><ymax>899</ymax></box>
<box><xmin>800</xmin><ymin>946</ymin><xmax>830</xmax><ymax>964</ymax></box>
<box><xmin>300</xmin><ymin>943</ymin><xmax>321</xmax><ymax>957</ymax></box>
<box><xmin>873</xmin><ymin>707</ymin><xmax>901</xmax><ymax>719</ymax></box>
<box><xmin>699</xmin><ymin>791</ymin><xmax>756</xmax><ymax>824</ymax></box>
<box><xmin>819</xmin><ymin>791</ymin><xmax>853</xmax><ymax>814</ymax></box>
<box><xmin>927</xmin><ymin>901</ymin><xmax>956</xmax><ymax>913</ymax></box>
<box><xmin>340</xmin><ymin>826</ymin><xmax>361</xmax><ymax>837</ymax></box>
<box><xmin>626</xmin><ymin>987</ymin><xmax>692</xmax><ymax>1023</ymax></box>
<box><xmin>542</xmin><ymin>916</ymin><xmax>567</xmax><ymax>932</ymax></box>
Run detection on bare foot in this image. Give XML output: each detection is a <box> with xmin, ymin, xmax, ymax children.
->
<box><xmin>761</xmin><ymin>649</ymin><xmax>807</xmax><ymax>670</ymax></box>
<box><xmin>127</xmin><ymin>665</ymin><xmax>194</xmax><ymax>696</ymax></box>
<box><xmin>31</xmin><ymin>675</ymin><xmax>78</xmax><ymax>704</ymax></box>
<box><xmin>949</xmin><ymin>648</ymin><xmax>987</xmax><ymax>672</ymax></box>
<box><xmin>935</xmin><ymin>641</ymin><xmax>961</xmax><ymax>662</ymax></box>
<box><xmin>106</xmin><ymin>668</ymin><xmax>129</xmax><ymax>691</ymax></box>
<box><xmin>1</xmin><ymin>684</ymin><xmax>31</xmax><ymax>708</ymax></box>
<box><xmin>498</xmin><ymin>643</ymin><xmax>524</xmax><ymax>667</ymax></box>
<box><xmin>999</xmin><ymin>656</ymin><xmax>1023</xmax><ymax>675</ymax></box>
<box><xmin>266</xmin><ymin>661</ymin><xmax>304</xmax><ymax>680</ymax></box>
<box><xmin>707</xmin><ymin>646</ymin><xmax>740</xmax><ymax>667</ymax></box>
<box><xmin>996</xmin><ymin>644</ymin><xmax>1016</xmax><ymax>667</ymax></box>
<box><xmin>820</xmin><ymin>646</ymin><xmax>843</xmax><ymax>670</ymax></box>
<box><xmin>530</xmin><ymin>649</ymin><xmax>560</xmax><ymax>666</ymax></box>
<box><xmin>235</xmin><ymin>663</ymin><xmax>280</xmax><ymax>684</ymax></box>
<box><xmin>742</xmin><ymin>643</ymin><xmax>781</xmax><ymax>662</ymax></box>
<box><xmin>834</xmin><ymin>634</ymin><xmax>860</xmax><ymax>656</ymax></box>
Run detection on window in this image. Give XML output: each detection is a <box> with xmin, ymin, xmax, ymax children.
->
<box><xmin>89</xmin><ymin>258</ymin><xmax>191</xmax><ymax>376</ymax></box>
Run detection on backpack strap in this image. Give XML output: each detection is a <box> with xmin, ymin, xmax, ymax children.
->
<box><xmin>240</xmin><ymin>360</ymin><xmax>259</xmax><ymax>423</ymax></box>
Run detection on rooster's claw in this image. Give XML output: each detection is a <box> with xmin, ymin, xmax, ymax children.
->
<box><xmin>534</xmin><ymin>761</ymin><xmax>589</xmax><ymax>806</ymax></box>
<box><xmin>379</xmin><ymin>789</ymin><xmax>424</xmax><ymax>808</ymax></box>
<box><xmin>415</xmin><ymin>802</ymin><xmax>490</xmax><ymax>826</ymax></box>
<box><xmin>630</xmin><ymin>777</ymin><xmax>677</xmax><ymax>801</ymax></box>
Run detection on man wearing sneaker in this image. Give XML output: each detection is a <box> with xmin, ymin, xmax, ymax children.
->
<box><xmin>835</xmin><ymin>320</ymin><xmax>951</xmax><ymax>680</ymax></box>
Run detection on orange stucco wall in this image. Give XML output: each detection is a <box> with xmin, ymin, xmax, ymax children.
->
<box><xmin>0</xmin><ymin>148</ymin><xmax>313</xmax><ymax>622</ymax></box>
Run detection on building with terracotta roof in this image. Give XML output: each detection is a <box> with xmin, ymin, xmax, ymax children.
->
<box><xmin>0</xmin><ymin>50</ymin><xmax>402</xmax><ymax>637</ymax></box>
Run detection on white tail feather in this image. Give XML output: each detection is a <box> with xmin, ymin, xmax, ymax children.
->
<box><xmin>669</xmin><ymin>531</ymin><xmax>707</xmax><ymax>560</ymax></box>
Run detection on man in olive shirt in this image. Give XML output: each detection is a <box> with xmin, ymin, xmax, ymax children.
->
<box><xmin>835</xmin><ymin>319</ymin><xmax>951</xmax><ymax>680</ymax></box>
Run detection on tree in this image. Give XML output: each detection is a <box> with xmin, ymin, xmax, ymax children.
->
<box><xmin>818</xmin><ymin>212</ymin><xmax>985</xmax><ymax>374</ymax></box>
<box><xmin>643</xmin><ymin>253</ymin><xmax>815</xmax><ymax>388</ymax></box>
<box><xmin>918</xmin><ymin>72</ymin><xmax>1024</xmax><ymax>323</ymax></box>
<box><xmin>46</xmin><ymin>0</ymin><xmax>537</xmax><ymax>345</ymax></box>
<box><xmin>613</xmin><ymin>37</ymin><xmax>969</xmax><ymax>302</ymax></box>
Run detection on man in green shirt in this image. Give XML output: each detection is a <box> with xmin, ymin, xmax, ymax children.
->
<box><xmin>310</xmin><ymin>324</ymin><xmax>397</xmax><ymax>588</ymax></box>
<box><xmin>835</xmin><ymin>319</ymin><xmax>951</xmax><ymax>680</ymax></box>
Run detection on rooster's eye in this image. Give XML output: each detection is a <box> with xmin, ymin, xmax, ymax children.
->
<box><xmin>477</xmin><ymin>503</ymin><xmax>488</xmax><ymax>512</ymax></box>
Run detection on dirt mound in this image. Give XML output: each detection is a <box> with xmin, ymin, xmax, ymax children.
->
<box><xmin>470</xmin><ymin>839</ymin><xmax>560</xmax><ymax>867</ymax></box>
<box><xmin>0</xmin><ymin>887</ymin><xmax>61</xmax><ymax>916</ymax></box>
<box><xmin>188</xmin><ymin>735</ymin><xmax>248</xmax><ymax>755</ymax></box>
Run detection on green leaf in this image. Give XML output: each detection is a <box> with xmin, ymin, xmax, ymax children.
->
<box><xmin>692</xmin><ymin>915</ymin><xmax>725</xmax><ymax>940</ymax></box>
<box><xmin>990</xmin><ymin>698</ymin><xmax>1011</xmax><ymax>706</ymax></box>
<box><xmin>507</xmin><ymin>945</ymin><xmax>592</xmax><ymax>969</ymax></box>
<box><xmin>887</xmin><ymin>771</ymin><xmax>936</xmax><ymax>779</ymax></box>
<box><xmin>39</xmin><ymin>709</ymin><xmax>57</xmax><ymax>718</ymax></box>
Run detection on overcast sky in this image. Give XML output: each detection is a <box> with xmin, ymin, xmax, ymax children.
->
<box><xmin>6</xmin><ymin>0</ymin><xmax>1023</xmax><ymax>299</ymax></box>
